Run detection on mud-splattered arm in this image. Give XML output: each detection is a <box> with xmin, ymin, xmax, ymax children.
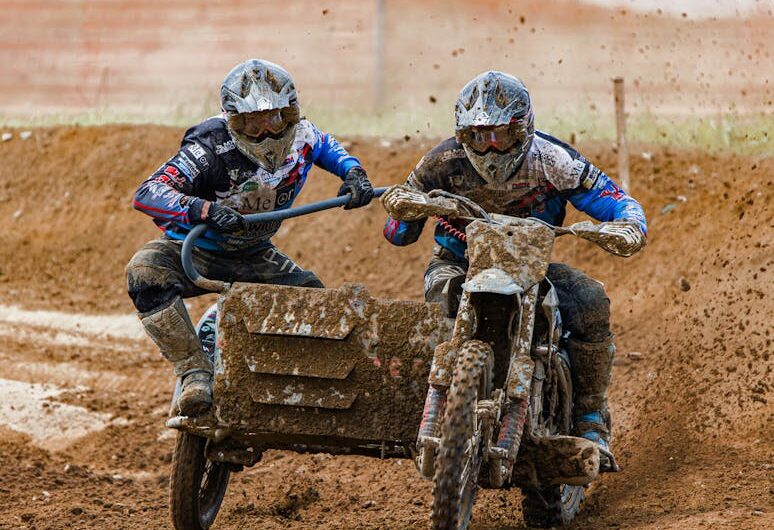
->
<box><xmin>568</xmin><ymin>172</ymin><xmax>648</xmax><ymax>235</ymax></box>
<box><xmin>382</xmin><ymin>169</ymin><xmax>433</xmax><ymax>245</ymax></box>
<box><xmin>382</xmin><ymin>140</ymin><xmax>459</xmax><ymax>246</ymax></box>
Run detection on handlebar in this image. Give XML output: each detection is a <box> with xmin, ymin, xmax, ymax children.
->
<box><xmin>426</xmin><ymin>189</ymin><xmax>576</xmax><ymax>235</ymax></box>
<box><xmin>181</xmin><ymin>187</ymin><xmax>389</xmax><ymax>292</ymax></box>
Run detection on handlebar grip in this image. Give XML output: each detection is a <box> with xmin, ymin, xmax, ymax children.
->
<box><xmin>181</xmin><ymin>186</ymin><xmax>389</xmax><ymax>292</ymax></box>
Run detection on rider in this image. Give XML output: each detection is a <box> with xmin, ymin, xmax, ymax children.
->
<box><xmin>381</xmin><ymin>71</ymin><xmax>646</xmax><ymax>469</ymax></box>
<box><xmin>126</xmin><ymin>59</ymin><xmax>374</xmax><ymax>416</ymax></box>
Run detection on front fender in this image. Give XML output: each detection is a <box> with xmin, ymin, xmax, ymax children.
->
<box><xmin>462</xmin><ymin>268</ymin><xmax>524</xmax><ymax>296</ymax></box>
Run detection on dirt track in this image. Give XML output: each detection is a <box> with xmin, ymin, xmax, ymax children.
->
<box><xmin>0</xmin><ymin>126</ymin><xmax>772</xmax><ymax>529</ymax></box>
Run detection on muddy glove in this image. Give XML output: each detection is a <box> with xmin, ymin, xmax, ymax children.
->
<box><xmin>338</xmin><ymin>167</ymin><xmax>374</xmax><ymax>210</ymax></box>
<box><xmin>203</xmin><ymin>202</ymin><xmax>247</xmax><ymax>234</ymax></box>
<box><xmin>381</xmin><ymin>184</ymin><xmax>461</xmax><ymax>221</ymax></box>
<box><xmin>569</xmin><ymin>220</ymin><xmax>646</xmax><ymax>257</ymax></box>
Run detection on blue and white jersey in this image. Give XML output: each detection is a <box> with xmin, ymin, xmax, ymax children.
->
<box><xmin>133</xmin><ymin>116</ymin><xmax>361</xmax><ymax>252</ymax></box>
<box><xmin>383</xmin><ymin>131</ymin><xmax>647</xmax><ymax>258</ymax></box>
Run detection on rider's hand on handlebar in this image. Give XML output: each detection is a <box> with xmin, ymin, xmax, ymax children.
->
<box><xmin>203</xmin><ymin>202</ymin><xmax>247</xmax><ymax>234</ymax></box>
<box><xmin>338</xmin><ymin>167</ymin><xmax>374</xmax><ymax>210</ymax></box>
<box><xmin>569</xmin><ymin>220</ymin><xmax>646</xmax><ymax>257</ymax></box>
<box><xmin>381</xmin><ymin>184</ymin><xmax>462</xmax><ymax>221</ymax></box>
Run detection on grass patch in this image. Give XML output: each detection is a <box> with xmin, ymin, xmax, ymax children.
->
<box><xmin>540</xmin><ymin>109</ymin><xmax>772</xmax><ymax>156</ymax></box>
<box><xmin>1</xmin><ymin>105</ymin><xmax>770</xmax><ymax>155</ymax></box>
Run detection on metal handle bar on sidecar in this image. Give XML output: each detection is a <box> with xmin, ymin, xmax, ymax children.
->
<box><xmin>181</xmin><ymin>186</ymin><xmax>389</xmax><ymax>293</ymax></box>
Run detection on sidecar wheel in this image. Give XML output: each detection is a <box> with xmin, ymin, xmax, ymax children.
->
<box><xmin>169</xmin><ymin>431</ymin><xmax>231</xmax><ymax>530</ymax></box>
<box><xmin>520</xmin><ymin>484</ymin><xmax>584</xmax><ymax>527</ymax></box>
<box><xmin>431</xmin><ymin>340</ymin><xmax>493</xmax><ymax>530</ymax></box>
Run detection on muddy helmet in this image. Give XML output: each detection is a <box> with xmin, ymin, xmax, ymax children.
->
<box><xmin>220</xmin><ymin>59</ymin><xmax>301</xmax><ymax>174</ymax></box>
<box><xmin>455</xmin><ymin>71</ymin><xmax>534</xmax><ymax>185</ymax></box>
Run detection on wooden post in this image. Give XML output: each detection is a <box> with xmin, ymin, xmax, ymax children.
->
<box><xmin>613</xmin><ymin>77</ymin><xmax>630</xmax><ymax>191</ymax></box>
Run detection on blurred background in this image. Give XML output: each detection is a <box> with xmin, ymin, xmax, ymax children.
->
<box><xmin>0</xmin><ymin>0</ymin><xmax>771</xmax><ymax>148</ymax></box>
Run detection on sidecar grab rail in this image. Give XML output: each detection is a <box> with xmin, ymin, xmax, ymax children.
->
<box><xmin>181</xmin><ymin>187</ymin><xmax>389</xmax><ymax>292</ymax></box>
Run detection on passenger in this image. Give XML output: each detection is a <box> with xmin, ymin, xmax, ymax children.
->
<box><xmin>126</xmin><ymin>59</ymin><xmax>373</xmax><ymax>416</ymax></box>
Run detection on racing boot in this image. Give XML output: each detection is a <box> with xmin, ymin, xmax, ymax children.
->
<box><xmin>567</xmin><ymin>334</ymin><xmax>619</xmax><ymax>472</ymax></box>
<box><xmin>139</xmin><ymin>296</ymin><xmax>213</xmax><ymax>416</ymax></box>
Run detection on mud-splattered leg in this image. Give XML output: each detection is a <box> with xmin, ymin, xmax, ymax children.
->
<box><xmin>126</xmin><ymin>239</ymin><xmax>213</xmax><ymax>416</ymax></box>
<box><xmin>547</xmin><ymin>263</ymin><xmax>617</xmax><ymax>470</ymax></box>
<box><xmin>423</xmin><ymin>245</ymin><xmax>468</xmax><ymax>318</ymax></box>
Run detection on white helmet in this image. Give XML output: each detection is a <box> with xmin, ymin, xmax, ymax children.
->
<box><xmin>455</xmin><ymin>71</ymin><xmax>535</xmax><ymax>185</ymax></box>
<box><xmin>220</xmin><ymin>59</ymin><xmax>301</xmax><ymax>173</ymax></box>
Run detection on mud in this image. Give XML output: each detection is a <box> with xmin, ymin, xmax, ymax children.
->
<box><xmin>466</xmin><ymin>218</ymin><xmax>555</xmax><ymax>290</ymax></box>
<box><xmin>381</xmin><ymin>185</ymin><xmax>462</xmax><ymax>221</ymax></box>
<box><xmin>211</xmin><ymin>282</ymin><xmax>449</xmax><ymax>444</ymax></box>
<box><xmin>568</xmin><ymin>220</ymin><xmax>646</xmax><ymax>258</ymax></box>
<box><xmin>0</xmin><ymin>126</ymin><xmax>772</xmax><ymax>529</ymax></box>
<box><xmin>0</xmin><ymin>378</ymin><xmax>112</xmax><ymax>452</ymax></box>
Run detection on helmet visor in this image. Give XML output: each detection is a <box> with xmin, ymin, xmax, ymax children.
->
<box><xmin>227</xmin><ymin>106</ymin><xmax>300</xmax><ymax>140</ymax></box>
<box><xmin>456</xmin><ymin>114</ymin><xmax>532</xmax><ymax>155</ymax></box>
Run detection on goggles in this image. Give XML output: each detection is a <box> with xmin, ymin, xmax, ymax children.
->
<box><xmin>456</xmin><ymin>113</ymin><xmax>533</xmax><ymax>155</ymax></box>
<box><xmin>227</xmin><ymin>106</ymin><xmax>300</xmax><ymax>139</ymax></box>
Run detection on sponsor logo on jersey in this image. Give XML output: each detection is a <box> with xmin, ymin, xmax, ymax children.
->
<box><xmin>186</xmin><ymin>143</ymin><xmax>209</xmax><ymax>167</ymax></box>
<box><xmin>274</xmin><ymin>182</ymin><xmax>296</xmax><ymax>208</ymax></box>
<box><xmin>570</xmin><ymin>158</ymin><xmax>586</xmax><ymax>180</ymax></box>
<box><xmin>600</xmin><ymin>182</ymin><xmax>625</xmax><ymax>201</ymax></box>
<box><xmin>441</xmin><ymin>149</ymin><xmax>467</xmax><ymax>162</ymax></box>
<box><xmin>582</xmin><ymin>167</ymin><xmax>601</xmax><ymax>189</ymax></box>
<box><xmin>238</xmin><ymin>181</ymin><xmax>277</xmax><ymax>213</ymax></box>
<box><xmin>187</xmin><ymin>142</ymin><xmax>206</xmax><ymax>159</ymax></box>
<box><xmin>163</xmin><ymin>165</ymin><xmax>186</xmax><ymax>185</ymax></box>
<box><xmin>176</xmin><ymin>153</ymin><xmax>201</xmax><ymax>178</ymax></box>
<box><xmin>215</xmin><ymin>140</ymin><xmax>236</xmax><ymax>155</ymax></box>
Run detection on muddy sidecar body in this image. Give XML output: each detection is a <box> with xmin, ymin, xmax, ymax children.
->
<box><xmin>169</xmin><ymin>281</ymin><xmax>451</xmax><ymax>462</ymax></box>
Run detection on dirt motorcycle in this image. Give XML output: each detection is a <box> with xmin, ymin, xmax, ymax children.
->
<box><xmin>399</xmin><ymin>189</ymin><xmax>620</xmax><ymax>529</ymax></box>
<box><xmin>166</xmin><ymin>187</ymin><xmax>457</xmax><ymax>530</ymax></box>
<box><xmin>164</xmin><ymin>186</ymin><xmax>618</xmax><ymax>530</ymax></box>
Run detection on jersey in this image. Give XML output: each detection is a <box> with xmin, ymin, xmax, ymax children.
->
<box><xmin>133</xmin><ymin>116</ymin><xmax>361</xmax><ymax>252</ymax></box>
<box><xmin>383</xmin><ymin>131</ymin><xmax>647</xmax><ymax>258</ymax></box>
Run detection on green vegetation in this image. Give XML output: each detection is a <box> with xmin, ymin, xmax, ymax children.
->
<box><xmin>0</xmin><ymin>105</ymin><xmax>770</xmax><ymax>155</ymax></box>
<box><xmin>540</xmin><ymin>109</ymin><xmax>772</xmax><ymax>156</ymax></box>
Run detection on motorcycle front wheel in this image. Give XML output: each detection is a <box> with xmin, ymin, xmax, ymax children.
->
<box><xmin>431</xmin><ymin>339</ymin><xmax>494</xmax><ymax>530</ymax></box>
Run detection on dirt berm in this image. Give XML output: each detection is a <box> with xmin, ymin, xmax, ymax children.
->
<box><xmin>0</xmin><ymin>126</ymin><xmax>771</xmax><ymax>529</ymax></box>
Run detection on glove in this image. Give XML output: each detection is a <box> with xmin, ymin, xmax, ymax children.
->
<box><xmin>203</xmin><ymin>202</ymin><xmax>247</xmax><ymax>234</ymax></box>
<box><xmin>569</xmin><ymin>220</ymin><xmax>646</xmax><ymax>257</ymax></box>
<box><xmin>338</xmin><ymin>167</ymin><xmax>374</xmax><ymax>210</ymax></box>
<box><xmin>381</xmin><ymin>184</ymin><xmax>461</xmax><ymax>221</ymax></box>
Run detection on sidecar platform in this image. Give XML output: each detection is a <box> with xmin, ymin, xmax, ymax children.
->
<box><xmin>169</xmin><ymin>282</ymin><xmax>451</xmax><ymax>459</ymax></box>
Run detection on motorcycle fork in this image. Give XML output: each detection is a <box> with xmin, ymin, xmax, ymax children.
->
<box><xmin>488</xmin><ymin>284</ymin><xmax>539</xmax><ymax>488</ymax></box>
<box><xmin>415</xmin><ymin>289</ymin><xmax>516</xmax><ymax>480</ymax></box>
